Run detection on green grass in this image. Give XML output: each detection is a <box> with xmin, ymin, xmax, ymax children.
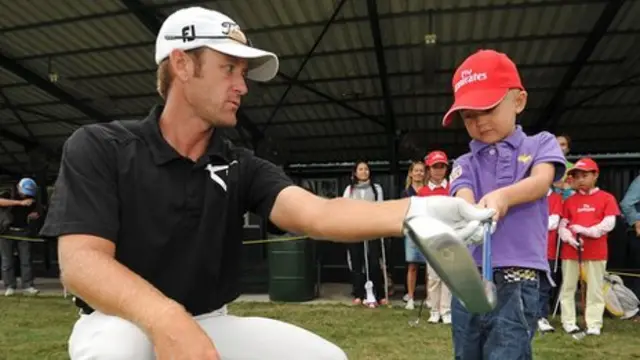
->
<box><xmin>1</xmin><ymin>296</ymin><xmax>639</xmax><ymax>359</ymax></box>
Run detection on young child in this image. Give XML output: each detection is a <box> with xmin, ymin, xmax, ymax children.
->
<box><xmin>403</xmin><ymin>160</ymin><xmax>427</xmax><ymax>310</ymax></box>
<box><xmin>443</xmin><ymin>49</ymin><xmax>566</xmax><ymax>359</ymax></box>
<box><xmin>418</xmin><ymin>151</ymin><xmax>453</xmax><ymax>325</ymax></box>
<box><xmin>558</xmin><ymin>157</ymin><xmax>620</xmax><ymax>336</ymax></box>
<box><xmin>537</xmin><ymin>188</ymin><xmax>564</xmax><ymax>332</ymax></box>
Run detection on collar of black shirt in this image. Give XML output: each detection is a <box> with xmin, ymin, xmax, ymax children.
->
<box><xmin>140</xmin><ymin>105</ymin><xmax>233</xmax><ymax>166</ymax></box>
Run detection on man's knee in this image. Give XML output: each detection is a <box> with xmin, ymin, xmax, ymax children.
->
<box><xmin>242</xmin><ymin>317</ymin><xmax>348</xmax><ymax>360</ymax></box>
<box><xmin>69</xmin><ymin>312</ymin><xmax>154</xmax><ymax>360</ymax></box>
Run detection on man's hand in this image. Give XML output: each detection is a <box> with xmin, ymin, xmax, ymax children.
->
<box><xmin>150</xmin><ymin>306</ymin><xmax>220</xmax><ymax>360</ymax></box>
<box><xmin>27</xmin><ymin>212</ymin><xmax>39</xmax><ymax>220</ymax></box>
<box><xmin>406</xmin><ymin>196</ymin><xmax>496</xmax><ymax>244</ymax></box>
<box><xmin>635</xmin><ymin>221</ymin><xmax>640</xmax><ymax>237</ymax></box>
<box><xmin>19</xmin><ymin>198</ymin><xmax>34</xmax><ymax>206</ymax></box>
<box><xmin>477</xmin><ymin>190</ymin><xmax>509</xmax><ymax>221</ymax></box>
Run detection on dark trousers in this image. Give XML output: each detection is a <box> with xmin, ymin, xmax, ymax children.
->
<box><xmin>539</xmin><ymin>260</ymin><xmax>562</xmax><ymax>319</ymax></box>
<box><xmin>0</xmin><ymin>238</ymin><xmax>34</xmax><ymax>289</ymax></box>
<box><xmin>347</xmin><ymin>240</ymin><xmax>384</xmax><ymax>300</ymax></box>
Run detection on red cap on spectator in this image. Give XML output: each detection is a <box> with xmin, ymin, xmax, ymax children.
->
<box><xmin>567</xmin><ymin>157</ymin><xmax>599</xmax><ymax>175</ymax></box>
<box><xmin>442</xmin><ymin>49</ymin><xmax>524</xmax><ymax>127</ymax></box>
<box><xmin>425</xmin><ymin>151</ymin><xmax>448</xmax><ymax>166</ymax></box>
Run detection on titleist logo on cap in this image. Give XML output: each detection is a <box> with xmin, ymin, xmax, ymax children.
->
<box><xmin>454</xmin><ymin>69</ymin><xmax>488</xmax><ymax>92</ymax></box>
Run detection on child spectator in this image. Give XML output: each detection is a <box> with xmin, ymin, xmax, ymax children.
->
<box><xmin>558</xmin><ymin>157</ymin><xmax>620</xmax><ymax>336</ymax></box>
<box><xmin>402</xmin><ymin>160</ymin><xmax>427</xmax><ymax>310</ymax></box>
<box><xmin>537</xmin><ymin>189</ymin><xmax>563</xmax><ymax>332</ymax></box>
<box><xmin>417</xmin><ymin>151</ymin><xmax>453</xmax><ymax>324</ymax></box>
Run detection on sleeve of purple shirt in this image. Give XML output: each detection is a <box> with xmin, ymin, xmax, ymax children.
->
<box><xmin>448</xmin><ymin>153</ymin><xmax>475</xmax><ymax>200</ymax></box>
<box><xmin>532</xmin><ymin>131</ymin><xmax>567</xmax><ymax>182</ymax></box>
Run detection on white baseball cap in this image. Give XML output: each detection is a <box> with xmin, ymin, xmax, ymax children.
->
<box><xmin>155</xmin><ymin>7</ymin><xmax>279</xmax><ymax>82</ymax></box>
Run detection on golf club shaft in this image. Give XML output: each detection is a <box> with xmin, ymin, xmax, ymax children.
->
<box><xmin>554</xmin><ymin>233</ymin><xmax>561</xmax><ymax>273</ymax></box>
<box><xmin>380</xmin><ymin>238</ymin><xmax>389</xmax><ymax>304</ymax></box>
<box><xmin>482</xmin><ymin>222</ymin><xmax>493</xmax><ymax>282</ymax></box>
<box><xmin>577</xmin><ymin>236</ymin><xmax>586</xmax><ymax>329</ymax></box>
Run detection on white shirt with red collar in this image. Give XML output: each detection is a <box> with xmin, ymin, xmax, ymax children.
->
<box><xmin>546</xmin><ymin>189</ymin><xmax>563</xmax><ymax>259</ymax></box>
<box><xmin>417</xmin><ymin>179</ymin><xmax>449</xmax><ymax>197</ymax></box>
<box><xmin>559</xmin><ymin>187</ymin><xmax>620</xmax><ymax>261</ymax></box>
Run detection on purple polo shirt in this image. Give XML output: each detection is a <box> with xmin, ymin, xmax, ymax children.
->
<box><xmin>449</xmin><ymin>126</ymin><xmax>566</xmax><ymax>272</ymax></box>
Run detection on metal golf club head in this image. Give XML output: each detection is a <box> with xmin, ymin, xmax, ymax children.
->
<box><xmin>408</xmin><ymin>297</ymin><xmax>425</xmax><ymax>328</ymax></box>
<box><xmin>403</xmin><ymin>215</ymin><xmax>496</xmax><ymax>314</ymax></box>
<box><xmin>408</xmin><ymin>317</ymin><xmax>420</xmax><ymax>327</ymax></box>
<box><xmin>572</xmin><ymin>331</ymin><xmax>586</xmax><ymax>341</ymax></box>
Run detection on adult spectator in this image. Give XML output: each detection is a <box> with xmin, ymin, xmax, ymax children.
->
<box><xmin>621</xmin><ymin>174</ymin><xmax>640</xmax><ymax>237</ymax></box>
<box><xmin>0</xmin><ymin>178</ymin><xmax>40</xmax><ymax>296</ymax></box>
<box><xmin>554</xmin><ymin>134</ymin><xmax>575</xmax><ymax>200</ymax></box>
<box><xmin>343</xmin><ymin>160</ymin><xmax>386</xmax><ymax>308</ymax></box>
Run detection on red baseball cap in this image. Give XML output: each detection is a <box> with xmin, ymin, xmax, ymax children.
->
<box><xmin>442</xmin><ymin>49</ymin><xmax>525</xmax><ymax>127</ymax></box>
<box><xmin>425</xmin><ymin>151</ymin><xmax>448</xmax><ymax>166</ymax></box>
<box><xmin>567</xmin><ymin>157</ymin><xmax>599</xmax><ymax>175</ymax></box>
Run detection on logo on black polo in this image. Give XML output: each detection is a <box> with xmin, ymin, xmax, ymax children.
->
<box><xmin>205</xmin><ymin>160</ymin><xmax>237</xmax><ymax>192</ymax></box>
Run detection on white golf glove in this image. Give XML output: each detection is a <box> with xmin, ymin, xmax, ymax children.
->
<box><xmin>558</xmin><ymin>226</ymin><xmax>581</xmax><ymax>249</ymax></box>
<box><xmin>406</xmin><ymin>196</ymin><xmax>496</xmax><ymax>245</ymax></box>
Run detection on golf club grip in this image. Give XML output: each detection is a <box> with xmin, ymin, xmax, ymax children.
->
<box><xmin>482</xmin><ymin>222</ymin><xmax>492</xmax><ymax>282</ymax></box>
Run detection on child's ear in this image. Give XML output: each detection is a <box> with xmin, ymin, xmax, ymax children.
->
<box><xmin>515</xmin><ymin>90</ymin><xmax>528</xmax><ymax>114</ymax></box>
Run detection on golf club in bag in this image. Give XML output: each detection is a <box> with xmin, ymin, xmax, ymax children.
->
<box><xmin>403</xmin><ymin>215</ymin><xmax>497</xmax><ymax>314</ymax></box>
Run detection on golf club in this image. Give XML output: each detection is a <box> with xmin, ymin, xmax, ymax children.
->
<box><xmin>482</xmin><ymin>221</ymin><xmax>497</xmax><ymax>309</ymax></box>
<box><xmin>403</xmin><ymin>215</ymin><xmax>497</xmax><ymax>314</ymax></box>
<box><xmin>408</xmin><ymin>294</ymin><xmax>427</xmax><ymax>327</ymax></box>
<box><xmin>380</xmin><ymin>238</ymin><xmax>391</xmax><ymax>308</ymax></box>
<box><xmin>572</xmin><ymin>239</ymin><xmax>586</xmax><ymax>341</ymax></box>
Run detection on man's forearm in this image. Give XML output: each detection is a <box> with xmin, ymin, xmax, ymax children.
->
<box><xmin>0</xmin><ymin>198</ymin><xmax>21</xmax><ymax>207</ymax></box>
<box><xmin>60</xmin><ymin>240</ymin><xmax>185</xmax><ymax>334</ymax></box>
<box><xmin>304</xmin><ymin>197</ymin><xmax>410</xmax><ymax>241</ymax></box>
<box><xmin>620</xmin><ymin>201</ymin><xmax>640</xmax><ymax>227</ymax></box>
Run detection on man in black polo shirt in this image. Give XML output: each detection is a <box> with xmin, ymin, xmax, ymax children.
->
<box><xmin>41</xmin><ymin>6</ymin><xmax>495</xmax><ymax>360</ymax></box>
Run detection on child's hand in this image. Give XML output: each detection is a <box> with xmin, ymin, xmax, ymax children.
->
<box><xmin>477</xmin><ymin>190</ymin><xmax>509</xmax><ymax>221</ymax></box>
<box><xmin>570</xmin><ymin>224</ymin><xmax>601</xmax><ymax>239</ymax></box>
<box><xmin>570</xmin><ymin>224</ymin><xmax>587</xmax><ymax>235</ymax></box>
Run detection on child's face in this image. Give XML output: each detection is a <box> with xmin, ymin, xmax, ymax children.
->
<box><xmin>410</xmin><ymin>163</ymin><xmax>425</xmax><ymax>183</ymax></box>
<box><xmin>429</xmin><ymin>163</ymin><xmax>447</xmax><ymax>182</ymax></box>
<box><xmin>460</xmin><ymin>90</ymin><xmax>527</xmax><ymax>144</ymax></box>
<box><xmin>570</xmin><ymin>171</ymin><xmax>597</xmax><ymax>191</ymax></box>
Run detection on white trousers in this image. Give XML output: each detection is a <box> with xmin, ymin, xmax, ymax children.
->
<box><xmin>69</xmin><ymin>306</ymin><xmax>348</xmax><ymax>360</ymax></box>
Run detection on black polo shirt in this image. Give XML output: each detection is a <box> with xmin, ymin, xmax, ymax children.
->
<box><xmin>40</xmin><ymin>105</ymin><xmax>294</xmax><ymax>316</ymax></box>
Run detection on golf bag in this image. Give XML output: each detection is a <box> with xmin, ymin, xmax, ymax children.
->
<box><xmin>604</xmin><ymin>273</ymin><xmax>640</xmax><ymax>320</ymax></box>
